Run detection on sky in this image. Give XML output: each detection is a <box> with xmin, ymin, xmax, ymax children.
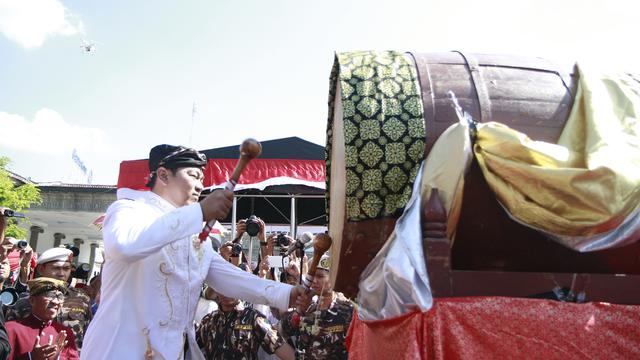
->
<box><xmin>0</xmin><ymin>0</ymin><xmax>638</xmax><ymax>185</ymax></box>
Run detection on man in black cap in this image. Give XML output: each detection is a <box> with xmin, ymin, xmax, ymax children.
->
<box><xmin>82</xmin><ymin>145</ymin><xmax>304</xmax><ymax>360</ymax></box>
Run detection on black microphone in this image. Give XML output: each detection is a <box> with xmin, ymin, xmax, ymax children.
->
<box><xmin>284</xmin><ymin>232</ymin><xmax>313</xmax><ymax>256</ymax></box>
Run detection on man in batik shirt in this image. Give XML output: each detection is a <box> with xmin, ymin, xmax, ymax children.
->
<box><xmin>196</xmin><ymin>289</ymin><xmax>295</xmax><ymax>360</ymax></box>
<box><xmin>281</xmin><ymin>255</ymin><xmax>354</xmax><ymax>360</ymax></box>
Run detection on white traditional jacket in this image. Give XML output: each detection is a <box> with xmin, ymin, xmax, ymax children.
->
<box><xmin>81</xmin><ymin>189</ymin><xmax>292</xmax><ymax>360</ymax></box>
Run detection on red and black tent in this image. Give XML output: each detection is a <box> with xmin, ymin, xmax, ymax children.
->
<box><xmin>116</xmin><ymin>137</ymin><xmax>327</xmax><ymax>233</ymax></box>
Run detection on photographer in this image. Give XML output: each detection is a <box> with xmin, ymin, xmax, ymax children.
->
<box><xmin>281</xmin><ymin>246</ymin><xmax>308</xmax><ymax>286</ymax></box>
<box><xmin>243</xmin><ymin>216</ymin><xmax>267</xmax><ymax>265</ymax></box>
<box><xmin>219</xmin><ymin>240</ymin><xmax>244</xmax><ymax>268</ymax></box>
<box><xmin>0</xmin><ymin>208</ymin><xmax>13</xmax><ymax>260</ymax></box>
<box><xmin>0</xmin><ymin>208</ymin><xmax>5</xmax><ymax>247</ymax></box>
<box><xmin>219</xmin><ymin>219</ymin><xmax>257</xmax><ymax>268</ymax></box>
<box><xmin>0</xmin><ymin>208</ymin><xmax>11</xmax><ymax>359</ymax></box>
<box><xmin>233</xmin><ymin>216</ymin><xmax>277</xmax><ymax>274</ymax></box>
<box><xmin>258</xmin><ymin>233</ymin><xmax>284</xmax><ymax>281</ymax></box>
<box><xmin>0</xmin><ymin>208</ymin><xmax>35</xmax><ymax>293</ymax></box>
<box><xmin>4</xmin><ymin>238</ymin><xmax>35</xmax><ymax>291</ymax></box>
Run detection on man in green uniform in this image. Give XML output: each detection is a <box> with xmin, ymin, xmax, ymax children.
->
<box><xmin>196</xmin><ymin>289</ymin><xmax>295</xmax><ymax>360</ymax></box>
<box><xmin>281</xmin><ymin>255</ymin><xmax>354</xmax><ymax>360</ymax></box>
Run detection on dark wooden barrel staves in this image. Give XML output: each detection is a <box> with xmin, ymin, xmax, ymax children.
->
<box><xmin>333</xmin><ymin>52</ymin><xmax>640</xmax><ymax>298</ymax></box>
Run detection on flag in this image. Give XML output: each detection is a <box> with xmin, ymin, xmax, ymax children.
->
<box><xmin>91</xmin><ymin>214</ymin><xmax>106</xmax><ymax>231</ymax></box>
<box><xmin>72</xmin><ymin>149</ymin><xmax>88</xmax><ymax>175</ymax></box>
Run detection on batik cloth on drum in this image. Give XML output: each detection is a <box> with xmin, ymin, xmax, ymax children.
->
<box><xmin>326</xmin><ymin>50</ymin><xmax>426</xmax><ymax>221</ymax></box>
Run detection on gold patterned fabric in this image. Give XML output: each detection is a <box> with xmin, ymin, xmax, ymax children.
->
<box><xmin>326</xmin><ymin>51</ymin><xmax>425</xmax><ymax>221</ymax></box>
<box><xmin>473</xmin><ymin>65</ymin><xmax>640</xmax><ymax>237</ymax></box>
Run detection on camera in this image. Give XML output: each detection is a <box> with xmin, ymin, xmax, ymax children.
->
<box><xmin>276</xmin><ymin>233</ymin><xmax>291</xmax><ymax>247</ymax></box>
<box><xmin>231</xmin><ymin>243</ymin><xmax>243</xmax><ymax>257</ymax></box>
<box><xmin>238</xmin><ymin>263</ymin><xmax>251</xmax><ymax>272</ymax></box>
<box><xmin>0</xmin><ymin>288</ymin><xmax>18</xmax><ymax>306</ymax></box>
<box><xmin>64</xmin><ymin>244</ymin><xmax>80</xmax><ymax>257</ymax></box>
<box><xmin>7</xmin><ymin>238</ymin><xmax>28</xmax><ymax>250</ymax></box>
<box><xmin>2</xmin><ymin>209</ymin><xmax>25</xmax><ymax>219</ymax></box>
<box><xmin>245</xmin><ymin>215</ymin><xmax>261</xmax><ymax>237</ymax></box>
<box><xmin>73</xmin><ymin>263</ymin><xmax>92</xmax><ymax>281</ymax></box>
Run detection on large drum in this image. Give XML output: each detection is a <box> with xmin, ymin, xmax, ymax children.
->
<box><xmin>327</xmin><ymin>51</ymin><xmax>640</xmax><ymax>298</ymax></box>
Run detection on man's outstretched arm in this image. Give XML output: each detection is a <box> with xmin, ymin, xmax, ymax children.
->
<box><xmin>205</xmin><ymin>251</ymin><xmax>305</xmax><ymax>312</ymax></box>
<box><xmin>104</xmin><ymin>190</ymin><xmax>232</xmax><ymax>262</ymax></box>
<box><xmin>103</xmin><ymin>200</ymin><xmax>203</xmax><ymax>262</ymax></box>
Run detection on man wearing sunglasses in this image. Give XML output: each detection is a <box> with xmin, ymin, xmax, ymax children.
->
<box><xmin>82</xmin><ymin>144</ymin><xmax>304</xmax><ymax>360</ymax></box>
<box><xmin>5</xmin><ymin>277</ymin><xmax>79</xmax><ymax>359</ymax></box>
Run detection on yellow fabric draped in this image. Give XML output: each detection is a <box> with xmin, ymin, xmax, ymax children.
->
<box><xmin>420</xmin><ymin>115</ymin><xmax>473</xmax><ymax>240</ymax></box>
<box><xmin>474</xmin><ymin>65</ymin><xmax>640</xmax><ymax>236</ymax></box>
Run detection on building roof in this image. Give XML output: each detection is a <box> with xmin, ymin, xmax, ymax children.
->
<box><xmin>201</xmin><ymin>136</ymin><xmax>325</xmax><ymax>160</ymax></box>
<box><xmin>6</xmin><ymin>169</ymin><xmax>33</xmax><ymax>186</ymax></box>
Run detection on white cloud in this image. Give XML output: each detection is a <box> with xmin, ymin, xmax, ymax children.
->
<box><xmin>0</xmin><ymin>109</ymin><xmax>107</xmax><ymax>155</ymax></box>
<box><xmin>0</xmin><ymin>0</ymin><xmax>83</xmax><ymax>48</ymax></box>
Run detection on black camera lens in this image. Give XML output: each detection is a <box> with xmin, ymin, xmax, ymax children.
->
<box><xmin>0</xmin><ymin>288</ymin><xmax>18</xmax><ymax>306</ymax></box>
<box><xmin>64</xmin><ymin>244</ymin><xmax>80</xmax><ymax>257</ymax></box>
<box><xmin>231</xmin><ymin>243</ymin><xmax>243</xmax><ymax>257</ymax></box>
<box><xmin>3</xmin><ymin>210</ymin><xmax>26</xmax><ymax>218</ymax></box>
<box><xmin>276</xmin><ymin>234</ymin><xmax>291</xmax><ymax>247</ymax></box>
<box><xmin>238</xmin><ymin>263</ymin><xmax>250</xmax><ymax>272</ymax></box>
<box><xmin>16</xmin><ymin>240</ymin><xmax>28</xmax><ymax>250</ymax></box>
<box><xmin>245</xmin><ymin>215</ymin><xmax>261</xmax><ymax>237</ymax></box>
<box><xmin>73</xmin><ymin>263</ymin><xmax>92</xmax><ymax>280</ymax></box>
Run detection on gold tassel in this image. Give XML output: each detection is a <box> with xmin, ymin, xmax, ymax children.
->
<box><xmin>142</xmin><ymin>327</ymin><xmax>155</xmax><ymax>359</ymax></box>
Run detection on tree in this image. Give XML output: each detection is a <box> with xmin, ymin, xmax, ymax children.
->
<box><xmin>0</xmin><ymin>156</ymin><xmax>41</xmax><ymax>239</ymax></box>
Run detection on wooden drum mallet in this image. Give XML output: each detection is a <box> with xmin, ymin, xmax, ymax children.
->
<box><xmin>198</xmin><ymin>138</ymin><xmax>262</xmax><ymax>241</ymax></box>
<box><xmin>302</xmin><ymin>233</ymin><xmax>333</xmax><ymax>289</ymax></box>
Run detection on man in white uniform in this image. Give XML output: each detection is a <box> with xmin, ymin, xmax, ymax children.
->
<box><xmin>81</xmin><ymin>145</ymin><xmax>303</xmax><ymax>360</ymax></box>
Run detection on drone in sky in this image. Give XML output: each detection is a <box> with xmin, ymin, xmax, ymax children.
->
<box><xmin>80</xmin><ymin>39</ymin><xmax>97</xmax><ymax>54</ymax></box>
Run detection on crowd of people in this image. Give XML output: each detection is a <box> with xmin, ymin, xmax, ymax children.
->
<box><xmin>197</xmin><ymin>217</ymin><xmax>354</xmax><ymax>360</ymax></box>
<box><xmin>0</xmin><ymin>143</ymin><xmax>354</xmax><ymax>359</ymax></box>
<box><xmin>0</xmin><ymin>210</ymin><xmax>98</xmax><ymax>359</ymax></box>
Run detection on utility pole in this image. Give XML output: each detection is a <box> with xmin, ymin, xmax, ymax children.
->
<box><xmin>188</xmin><ymin>101</ymin><xmax>197</xmax><ymax>146</ymax></box>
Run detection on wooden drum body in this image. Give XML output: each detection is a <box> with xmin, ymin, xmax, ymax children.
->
<box><xmin>328</xmin><ymin>51</ymin><xmax>640</xmax><ymax>301</ymax></box>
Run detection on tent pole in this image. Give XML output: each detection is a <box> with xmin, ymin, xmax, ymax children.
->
<box><xmin>231</xmin><ymin>196</ymin><xmax>237</xmax><ymax>241</ymax></box>
<box><xmin>290</xmin><ymin>196</ymin><xmax>296</xmax><ymax>237</ymax></box>
<box><xmin>248</xmin><ymin>236</ymin><xmax>253</xmax><ymax>268</ymax></box>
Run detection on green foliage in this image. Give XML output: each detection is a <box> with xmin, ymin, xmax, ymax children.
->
<box><xmin>0</xmin><ymin>157</ymin><xmax>42</xmax><ymax>239</ymax></box>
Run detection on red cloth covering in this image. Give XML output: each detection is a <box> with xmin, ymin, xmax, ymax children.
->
<box><xmin>347</xmin><ymin>297</ymin><xmax>640</xmax><ymax>360</ymax></box>
<box><xmin>117</xmin><ymin>158</ymin><xmax>325</xmax><ymax>190</ymax></box>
